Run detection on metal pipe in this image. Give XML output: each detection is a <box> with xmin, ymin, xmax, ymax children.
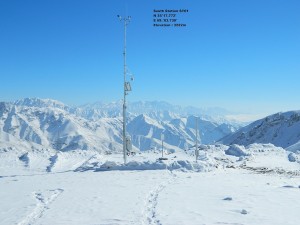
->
<box><xmin>123</xmin><ymin>19</ymin><xmax>127</xmax><ymax>164</ymax></box>
<box><xmin>196</xmin><ymin>116</ymin><xmax>199</xmax><ymax>162</ymax></box>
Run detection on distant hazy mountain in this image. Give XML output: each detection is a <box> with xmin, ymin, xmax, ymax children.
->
<box><xmin>220</xmin><ymin>111</ymin><xmax>300</xmax><ymax>150</ymax></box>
<box><xmin>75</xmin><ymin>100</ymin><xmax>236</xmax><ymax>122</ymax></box>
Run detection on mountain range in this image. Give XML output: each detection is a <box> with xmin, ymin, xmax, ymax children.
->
<box><xmin>0</xmin><ymin>98</ymin><xmax>240</xmax><ymax>153</ymax></box>
<box><xmin>1</xmin><ymin>98</ymin><xmax>300</xmax><ymax>154</ymax></box>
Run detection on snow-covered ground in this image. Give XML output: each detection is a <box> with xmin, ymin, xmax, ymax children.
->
<box><xmin>1</xmin><ymin>144</ymin><xmax>300</xmax><ymax>225</ymax></box>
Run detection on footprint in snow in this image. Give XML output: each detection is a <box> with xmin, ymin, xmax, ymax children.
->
<box><xmin>282</xmin><ymin>185</ymin><xmax>295</xmax><ymax>188</ymax></box>
<box><xmin>241</xmin><ymin>209</ymin><xmax>248</xmax><ymax>215</ymax></box>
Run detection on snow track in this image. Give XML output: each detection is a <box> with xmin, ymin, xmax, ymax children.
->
<box><xmin>17</xmin><ymin>189</ymin><xmax>64</xmax><ymax>225</ymax></box>
<box><xmin>142</xmin><ymin>172</ymin><xmax>177</xmax><ymax>225</ymax></box>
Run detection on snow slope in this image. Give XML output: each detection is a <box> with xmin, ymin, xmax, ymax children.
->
<box><xmin>220</xmin><ymin>111</ymin><xmax>300</xmax><ymax>149</ymax></box>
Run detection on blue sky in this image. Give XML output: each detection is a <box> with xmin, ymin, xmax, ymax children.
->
<box><xmin>0</xmin><ymin>0</ymin><xmax>299</xmax><ymax>115</ymax></box>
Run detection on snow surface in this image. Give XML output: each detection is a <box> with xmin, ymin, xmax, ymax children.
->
<box><xmin>1</xmin><ymin>144</ymin><xmax>300</xmax><ymax>225</ymax></box>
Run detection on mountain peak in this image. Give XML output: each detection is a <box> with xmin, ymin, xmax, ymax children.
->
<box><xmin>14</xmin><ymin>98</ymin><xmax>68</xmax><ymax>110</ymax></box>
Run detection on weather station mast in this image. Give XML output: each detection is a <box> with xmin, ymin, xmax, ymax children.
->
<box><xmin>118</xmin><ymin>15</ymin><xmax>133</xmax><ymax>164</ymax></box>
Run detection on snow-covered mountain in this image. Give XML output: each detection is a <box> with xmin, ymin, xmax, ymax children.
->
<box><xmin>127</xmin><ymin>114</ymin><xmax>238</xmax><ymax>151</ymax></box>
<box><xmin>0</xmin><ymin>98</ymin><xmax>240</xmax><ymax>153</ymax></box>
<box><xmin>14</xmin><ymin>98</ymin><xmax>69</xmax><ymax>111</ymax></box>
<box><xmin>220</xmin><ymin>111</ymin><xmax>300</xmax><ymax>151</ymax></box>
<box><xmin>0</xmin><ymin>100</ymin><xmax>123</xmax><ymax>152</ymax></box>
